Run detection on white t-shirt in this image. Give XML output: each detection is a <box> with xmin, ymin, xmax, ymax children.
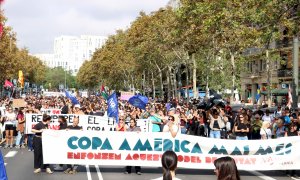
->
<box><xmin>163</xmin><ymin>123</ymin><xmax>180</xmax><ymax>133</ymax></box>
<box><xmin>260</xmin><ymin>128</ymin><xmax>272</xmax><ymax>139</ymax></box>
<box><xmin>262</xmin><ymin>115</ymin><xmax>273</xmax><ymax>123</ymax></box>
<box><xmin>152</xmin><ymin>177</ymin><xmax>181</xmax><ymax>180</ymax></box>
<box><xmin>5</xmin><ymin>112</ymin><xmax>16</xmax><ymax>125</ymax></box>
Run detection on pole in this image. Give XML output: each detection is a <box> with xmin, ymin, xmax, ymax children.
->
<box><xmin>292</xmin><ymin>36</ymin><xmax>299</xmax><ymax>109</ymax></box>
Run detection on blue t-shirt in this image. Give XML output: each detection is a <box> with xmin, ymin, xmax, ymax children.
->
<box><xmin>283</xmin><ymin>116</ymin><xmax>291</xmax><ymax>125</ymax></box>
<box><xmin>149</xmin><ymin>115</ymin><xmax>161</xmax><ymax>132</ymax></box>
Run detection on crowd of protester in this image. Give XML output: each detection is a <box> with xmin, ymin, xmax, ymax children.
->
<box><xmin>0</xmin><ymin>93</ymin><xmax>300</xmax><ymax>177</ymax></box>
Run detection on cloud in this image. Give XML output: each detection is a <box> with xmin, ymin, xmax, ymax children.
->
<box><xmin>2</xmin><ymin>0</ymin><xmax>169</xmax><ymax>53</ymax></box>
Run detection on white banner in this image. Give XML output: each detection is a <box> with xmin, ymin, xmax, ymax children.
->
<box><xmin>42</xmin><ymin>130</ymin><xmax>300</xmax><ymax>170</ymax></box>
<box><xmin>25</xmin><ymin>114</ymin><xmax>149</xmax><ymax>134</ymax></box>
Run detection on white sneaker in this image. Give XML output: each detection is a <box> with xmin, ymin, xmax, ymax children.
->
<box><xmin>46</xmin><ymin>168</ymin><xmax>53</xmax><ymax>174</ymax></box>
<box><xmin>33</xmin><ymin>168</ymin><xmax>41</xmax><ymax>174</ymax></box>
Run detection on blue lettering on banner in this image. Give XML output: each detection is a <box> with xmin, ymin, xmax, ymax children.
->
<box><xmin>119</xmin><ymin>139</ymin><xmax>131</xmax><ymax>150</ymax></box>
<box><xmin>67</xmin><ymin>136</ymin><xmax>293</xmax><ymax>156</ymax></box>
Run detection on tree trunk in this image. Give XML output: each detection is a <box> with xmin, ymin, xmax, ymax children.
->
<box><xmin>178</xmin><ymin>66</ymin><xmax>182</xmax><ymax>100</ymax></box>
<box><xmin>230</xmin><ymin>53</ymin><xmax>235</xmax><ymax>104</ymax></box>
<box><xmin>159</xmin><ymin>69</ymin><xmax>164</xmax><ymax>100</ymax></box>
<box><xmin>131</xmin><ymin>75</ymin><xmax>135</xmax><ymax>94</ymax></box>
<box><xmin>192</xmin><ymin>53</ymin><xmax>198</xmax><ymax>99</ymax></box>
<box><xmin>173</xmin><ymin>67</ymin><xmax>177</xmax><ymax>100</ymax></box>
<box><xmin>186</xmin><ymin>66</ymin><xmax>190</xmax><ymax>105</ymax></box>
<box><xmin>152</xmin><ymin>72</ymin><xmax>155</xmax><ymax>99</ymax></box>
<box><xmin>166</xmin><ymin>69</ymin><xmax>170</xmax><ymax>102</ymax></box>
<box><xmin>292</xmin><ymin>35</ymin><xmax>299</xmax><ymax>109</ymax></box>
<box><xmin>266</xmin><ymin>50</ymin><xmax>271</xmax><ymax>107</ymax></box>
<box><xmin>205</xmin><ymin>74</ymin><xmax>209</xmax><ymax>100</ymax></box>
<box><xmin>142</xmin><ymin>70</ymin><xmax>146</xmax><ymax>95</ymax></box>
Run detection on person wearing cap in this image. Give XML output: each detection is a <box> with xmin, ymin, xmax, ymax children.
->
<box><xmin>31</xmin><ymin>114</ymin><xmax>53</xmax><ymax>174</ymax></box>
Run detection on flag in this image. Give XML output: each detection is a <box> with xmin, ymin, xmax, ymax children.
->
<box><xmin>128</xmin><ymin>95</ymin><xmax>148</xmax><ymax>110</ymax></box>
<box><xmin>4</xmin><ymin>80</ymin><xmax>13</xmax><ymax>88</ymax></box>
<box><xmin>0</xmin><ymin>23</ymin><xmax>3</xmax><ymax>38</ymax></box>
<box><xmin>100</xmin><ymin>84</ymin><xmax>108</xmax><ymax>99</ymax></box>
<box><xmin>18</xmin><ymin>70</ymin><xmax>24</xmax><ymax>88</ymax></box>
<box><xmin>107</xmin><ymin>92</ymin><xmax>118</xmax><ymax>123</ymax></box>
<box><xmin>65</xmin><ymin>90</ymin><xmax>79</xmax><ymax>105</ymax></box>
<box><xmin>0</xmin><ymin>150</ymin><xmax>8</xmax><ymax>180</ymax></box>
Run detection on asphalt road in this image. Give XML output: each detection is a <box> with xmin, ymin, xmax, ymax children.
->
<box><xmin>2</xmin><ymin>148</ymin><xmax>300</xmax><ymax>180</ymax></box>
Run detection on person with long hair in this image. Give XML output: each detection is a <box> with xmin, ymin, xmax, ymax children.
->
<box><xmin>234</xmin><ymin>114</ymin><xmax>249</xmax><ymax>140</ymax></box>
<box><xmin>4</xmin><ymin>107</ymin><xmax>16</xmax><ymax>149</ymax></box>
<box><xmin>31</xmin><ymin>114</ymin><xmax>53</xmax><ymax>174</ymax></box>
<box><xmin>152</xmin><ymin>150</ymin><xmax>181</xmax><ymax>180</ymax></box>
<box><xmin>214</xmin><ymin>156</ymin><xmax>240</xmax><ymax>180</ymax></box>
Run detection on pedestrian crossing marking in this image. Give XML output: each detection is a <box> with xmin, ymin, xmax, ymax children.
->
<box><xmin>5</xmin><ymin>151</ymin><xmax>18</xmax><ymax>158</ymax></box>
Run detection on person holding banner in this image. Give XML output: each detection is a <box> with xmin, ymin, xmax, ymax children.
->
<box><xmin>214</xmin><ymin>156</ymin><xmax>240</xmax><ymax>180</ymax></box>
<box><xmin>163</xmin><ymin>116</ymin><xmax>180</xmax><ymax>138</ymax></box>
<box><xmin>149</xmin><ymin>109</ymin><xmax>163</xmax><ymax>132</ymax></box>
<box><xmin>31</xmin><ymin>114</ymin><xmax>53</xmax><ymax>174</ymax></box>
<box><xmin>116</xmin><ymin>117</ymin><xmax>127</xmax><ymax>131</ymax></box>
<box><xmin>64</xmin><ymin>117</ymin><xmax>82</xmax><ymax>174</ymax></box>
<box><xmin>124</xmin><ymin>119</ymin><xmax>142</xmax><ymax>175</ymax></box>
<box><xmin>234</xmin><ymin>115</ymin><xmax>249</xmax><ymax>140</ymax></box>
<box><xmin>152</xmin><ymin>150</ymin><xmax>180</xmax><ymax>180</ymax></box>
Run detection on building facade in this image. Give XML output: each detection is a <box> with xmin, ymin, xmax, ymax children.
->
<box><xmin>34</xmin><ymin>35</ymin><xmax>107</xmax><ymax>74</ymax></box>
<box><xmin>240</xmin><ymin>39</ymin><xmax>299</xmax><ymax>105</ymax></box>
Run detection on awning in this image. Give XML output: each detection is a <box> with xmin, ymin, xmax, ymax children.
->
<box><xmin>260</xmin><ymin>88</ymin><xmax>300</xmax><ymax>96</ymax></box>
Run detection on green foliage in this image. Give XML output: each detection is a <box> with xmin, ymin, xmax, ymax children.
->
<box><xmin>76</xmin><ymin>0</ymin><xmax>300</xmax><ymax>94</ymax></box>
<box><xmin>43</xmin><ymin>67</ymin><xmax>76</xmax><ymax>90</ymax></box>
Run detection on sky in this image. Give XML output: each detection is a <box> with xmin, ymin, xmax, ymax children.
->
<box><xmin>2</xmin><ymin>0</ymin><xmax>170</xmax><ymax>54</ymax></box>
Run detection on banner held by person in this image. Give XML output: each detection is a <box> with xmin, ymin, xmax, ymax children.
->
<box><xmin>42</xmin><ymin>130</ymin><xmax>300</xmax><ymax>170</ymax></box>
<box><xmin>25</xmin><ymin>114</ymin><xmax>150</xmax><ymax>134</ymax></box>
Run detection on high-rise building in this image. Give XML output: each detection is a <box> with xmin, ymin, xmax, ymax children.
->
<box><xmin>35</xmin><ymin>35</ymin><xmax>107</xmax><ymax>74</ymax></box>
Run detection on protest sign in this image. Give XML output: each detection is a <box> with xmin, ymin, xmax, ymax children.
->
<box><xmin>120</xmin><ymin>91</ymin><xmax>134</xmax><ymax>101</ymax></box>
<box><xmin>25</xmin><ymin>114</ymin><xmax>150</xmax><ymax>134</ymax></box>
<box><xmin>13</xmin><ymin>99</ymin><xmax>26</xmax><ymax>108</ymax></box>
<box><xmin>42</xmin><ymin>130</ymin><xmax>300</xmax><ymax>170</ymax></box>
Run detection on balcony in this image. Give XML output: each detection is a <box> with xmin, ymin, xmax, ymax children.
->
<box><xmin>277</xmin><ymin>68</ymin><xmax>293</xmax><ymax>77</ymax></box>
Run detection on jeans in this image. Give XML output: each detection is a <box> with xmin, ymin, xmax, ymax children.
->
<box><xmin>210</xmin><ymin>130</ymin><xmax>221</xmax><ymax>139</ymax></box>
<box><xmin>15</xmin><ymin>131</ymin><xmax>24</xmax><ymax>146</ymax></box>
<box><xmin>27</xmin><ymin>134</ymin><xmax>34</xmax><ymax>150</ymax></box>
<box><xmin>236</xmin><ymin>136</ymin><xmax>248</xmax><ymax>140</ymax></box>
